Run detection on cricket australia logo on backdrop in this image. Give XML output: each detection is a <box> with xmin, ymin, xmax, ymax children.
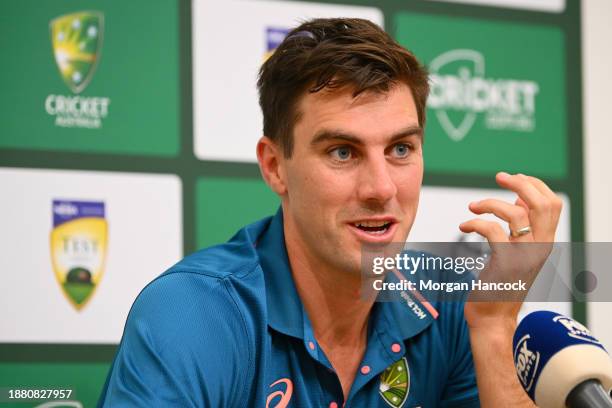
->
<box><xmin>50</xmin><ymin>200</ymin><xmax>108</xmax><ymax>310</ymax></box>
<box><xmin>379</xmin><ymin>357</ymin><xmax>410</xmax><ymax>408</ymax></box>
<box><xmin>45</xmin><ymin>11</ymin><xmax>111</xmax><ymax>129</ymax></box>
<box><xmin>428</xmin><ymin>49</ymin><xmax>540</xmax><ymax>141</ymax></box>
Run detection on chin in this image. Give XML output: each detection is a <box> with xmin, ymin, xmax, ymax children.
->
<box><xmin>394</xmin><ymin>231</ymin><xmax>409</xmax><ymax>243</ymax></box>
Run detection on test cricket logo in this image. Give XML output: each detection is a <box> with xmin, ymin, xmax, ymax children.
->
<box><xmin>379</xmin><ymin>357</ymin><xmax>410</xmax><ymax>407</ymax></box>
<box><xmin>50</xmin><ymin>200</ymin><xmax>108</xmax><ymax>310</ymax></box>
<box><xmin>428</xmin><ymin>49</ymin><xmax>540</xmax><ymax>141</ymax></box>
<box><xmin>46</xmin><ymin>11</ymin><xmax>111</xmax><ymax>129</ymax></box>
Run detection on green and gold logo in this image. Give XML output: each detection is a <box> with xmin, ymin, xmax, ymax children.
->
<box><xmin>46</xmin><ymin>11</ymin><xmax>110</xmax><ymax>129</ymax></box>
<box><xmin>50</xmin><ymin>11</ymin><xmax>103</xmax><ymax>93</ymax></box>
<box><xmin>50</xmin><ymin>200</ymin><xmax>108</xmax><ymax>310</ymax></box>
<box><xmin>379</xmin><ymin>357</ymin><xmax>410</xmax><ymax>408</ymax></box>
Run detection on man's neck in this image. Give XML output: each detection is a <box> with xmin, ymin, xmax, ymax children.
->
<box><xmin>283</xmin><ymin>223</ymin><xmax>374</xmax><ymax>344</ymax></box>
<box><xmin>282</xmin><ymin>216</ymin><xmax>377</xmax><ymax>400</ymax></box>
<box><xmin>289</xmin><ymin>248</ymin><xmax>373</xmax><ymax>346</ymax></box>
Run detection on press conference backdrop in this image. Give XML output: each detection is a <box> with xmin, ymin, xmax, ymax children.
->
<box><xmin>0</xmin><ymin>0</ymin><xmax>589</xmax><ymax>406</ymax></box>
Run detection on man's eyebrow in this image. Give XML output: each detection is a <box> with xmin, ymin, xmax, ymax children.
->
<box><xmin>310</xmin><ymin>125</ymin><xmax>423</xmax><ymax>146</ymax></box>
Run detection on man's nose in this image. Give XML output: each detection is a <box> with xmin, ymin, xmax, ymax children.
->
<box><xmin>356</xmin><ymin>154</ymin><xmax>397</xmax><ymax>204</ymax></box>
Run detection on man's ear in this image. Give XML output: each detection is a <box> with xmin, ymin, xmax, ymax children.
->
<box><xmin>256</xmin><ymin>136</ymin><xmax>287</xmax><ymax>196</ymax></box>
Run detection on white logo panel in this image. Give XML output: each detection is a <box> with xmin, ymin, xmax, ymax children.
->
<box><xmin>427</xmin><ymin>0</ymin><xmax>564</xmax><ymax>13</ymax></box>
<box><xmin>0</xmin><ymin>168</ymin><xmax>182</xmax><ymax>343</ymax></box>
<box><xmin>410</xmin><ymin>186</ymin><xmax>572</xmax><ymax>318</ymax></box>
<box><xmin>192</xmin><ymin>0</ymin><xmax>383</xmax><ymax>162</ymax></box>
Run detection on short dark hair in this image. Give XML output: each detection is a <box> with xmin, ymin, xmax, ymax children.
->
<box><xmin>257</xmin><ymin>17</ymin><xmax>430</xmax><ymax>158</ymax></box>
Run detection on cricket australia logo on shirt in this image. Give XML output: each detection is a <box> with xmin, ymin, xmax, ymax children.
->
<box><xmin>379</xmin><ymin>357</ymin><xmax>410</xmax><ymax>408</ymax></box>
<box><xmin>50</xmin><ymin>199</ymin><xmax>108</xmax><ymax>310</ymax></box>
<box><xmin>45</xmin><ymin>11</ymin><xmax>111</xmax><ymax>129</ymax></box>
<box><xmin>428</xmin><ymin>49</ymin><xmax>539</xmax><ymax>141</ymax></box>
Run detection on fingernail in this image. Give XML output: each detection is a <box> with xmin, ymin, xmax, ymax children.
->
<box><xmin>498</xmin><ymin>172</ymin><xmax>510</xmax><ymax>180</ymax></box>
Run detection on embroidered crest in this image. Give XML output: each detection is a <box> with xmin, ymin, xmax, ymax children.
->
<box><xmin>379</xmin><ymin>357</ymin><xmax>410</xmax><ymax>408</ymax></box>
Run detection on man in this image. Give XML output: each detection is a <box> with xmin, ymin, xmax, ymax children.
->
<box><xmin>99</xmin><ymin>18</ymin><xmax>562</xmax><ymax>407</ymax></box>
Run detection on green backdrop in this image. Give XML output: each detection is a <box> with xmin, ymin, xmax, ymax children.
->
<box><xmin>0</xmin><ymin>0</ymin><xmax>584</xmax><ymax>405</ymax></box>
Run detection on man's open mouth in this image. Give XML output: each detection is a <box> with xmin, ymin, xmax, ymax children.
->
<box><xmin>351</xmin><ymin>220</ymin><xmax>393</xmax><ymax>235</ymax></box>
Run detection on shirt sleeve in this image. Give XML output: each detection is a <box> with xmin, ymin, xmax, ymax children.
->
<box><xmin>439</xmin><ymin>302</ymin><xmax>481</xmax><ymax>408</ymax></box>
<box><xmin>98</xmin><ymin>271</ymin><xmax>252</xmax><ymax>408</ymax></box>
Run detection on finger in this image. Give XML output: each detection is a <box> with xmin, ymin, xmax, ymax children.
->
<box><xmin>496</xmin><ymin>172</ymin><xmax>558</xmax><ymax>241</ymax></box>
<box><xmin>469</xmin><ymin>199</ymin><xmax>532</xmax><ymax>241</ymax></box>
<box><xmin>459</xmin><ymin>219</ymin><xmax>508</xmax><ymax>243</ymax></box>
<box><xmin>525</xmin><ymin>175</ymin><xmax>555</xmax><ymax>198</ymax></box>
<box><xmin>515</xmin><ymin>197</ymin><xmax>529</xmax><ymax>212</ymax></box>
<box><xmin>496</xmin><ymin>172</ymin><xmax>547</xmax><ymax>212</ymax></box>
<box><xmin>469</xmin><ymin>199</ymin><xmax>530</xmax><ymax>231</ymax></box>
<box><xmin>526</xmin><ymin>176</ymin><xmax>563</xmax><ymax>223</ymax></box>
<box><xmin>515</xmin><ymin>174</ymin><xmax>562</xmax><ymax>240</ymax></box>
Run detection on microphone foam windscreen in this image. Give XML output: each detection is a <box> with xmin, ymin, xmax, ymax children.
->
<box><xmin>513</xmin><ymin>310</ymin><xmax>612</xmax><ymax>408</ymax></box>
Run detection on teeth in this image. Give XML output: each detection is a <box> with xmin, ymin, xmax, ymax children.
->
<box><xmin>364</xmin><ymin>228</ymin><xmax>386</xmax><ymax>235</ymax></box>
<box><xmin>354</xmin><ymin>220</ymin><xmax>390</xmax><ymax>228</ymax></box>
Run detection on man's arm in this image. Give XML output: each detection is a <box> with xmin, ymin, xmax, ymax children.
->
<box><xmin>99</xmin><ymin>272</ymin><xmax>252</xmax><ymax>407</ymax></box>
<box><xmin>468</xmin><ymin>317</ymin><xmax>536</xmax><ymax>407</ymax></box>
<box><xmin>460</xmin><ymin>172</ymin><xmax>563</xmax><ymax>407</ymax></box>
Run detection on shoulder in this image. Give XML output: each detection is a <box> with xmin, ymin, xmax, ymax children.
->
<box><xmin>102</xmin><ymin>238</ymin><xmax>267</xmax><ymax>406</ymax></box>
<box><xmin>165</xmin><ymin>232</ymin><xmax>262</xmax><ymax>280</ymax></box>
<box><xmin>129</xmin><ymin>268</ymin><xmax>250</xmax><ymax>338</ymax></box>
<box><xmin>126</xmin><ymin>215</ymin><xmax>275</xmax><ymax>351</ymax></box>
<box><xmin>127</xmin><ymin>237</ymin><xmax>266</xmax><ymax>351</ymax></box>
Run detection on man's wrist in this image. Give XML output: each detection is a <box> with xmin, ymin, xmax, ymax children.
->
<box><xmin>467</xmin><ymin>317</ymin><xmax>536</xmax><ymax>407</ymax></box>
<box><xmin>468</xmin><ymin>317</ymin><xmax>516</xmax><ymax>337</ymax></box>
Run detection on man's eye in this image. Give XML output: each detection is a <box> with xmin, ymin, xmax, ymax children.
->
<box><xmin>330</xmin><ymin>146</ymin><xmax>353</xmax><ymax>161</ymax></box>
<box><xmin>391</xmin><ymin>143</ymin><xmax>411</xmax><ymax>158</ymax></box>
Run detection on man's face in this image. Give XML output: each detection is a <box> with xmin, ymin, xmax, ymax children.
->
<box><xmin>279</xmin><ymin>82</ymin><xmax>424</xmax><ymax>275</ymax></box>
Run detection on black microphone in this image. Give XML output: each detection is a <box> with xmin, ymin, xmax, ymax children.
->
<box><xmin>513</xmin><ymin>311</ymin><xmax>612</xmax><ymax>408</ymax></box>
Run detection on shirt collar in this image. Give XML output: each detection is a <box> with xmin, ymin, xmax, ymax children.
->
<box><xmin>372</xmin><ymin>289</ymin><xmax>435</xmax><ymax>341</ymax></box>
<box><xmin>256</xmin><ymin>208</ymin><xmax>305</xmax><ymax>338</ymax></box>
<box><xmin>255</xmin><ymin>207</ymin><xmax>434</xmax><ymax>341</ymax></box>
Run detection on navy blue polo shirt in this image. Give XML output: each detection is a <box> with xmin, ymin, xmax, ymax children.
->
<box><xmin>99</xmin><ymin>209</ymin><xmax>480</xmax><ymax>407</ymax></box>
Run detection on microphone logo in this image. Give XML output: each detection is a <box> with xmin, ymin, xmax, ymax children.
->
<box><xmin>552</xmin><ymin>315</ymin><xmax>601</xmax><ymax>345</ymax></box>
<box><xmin>514</xmin><ymin>334</ymin><xmax>541</xmax><ymax>392</ymax></box>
